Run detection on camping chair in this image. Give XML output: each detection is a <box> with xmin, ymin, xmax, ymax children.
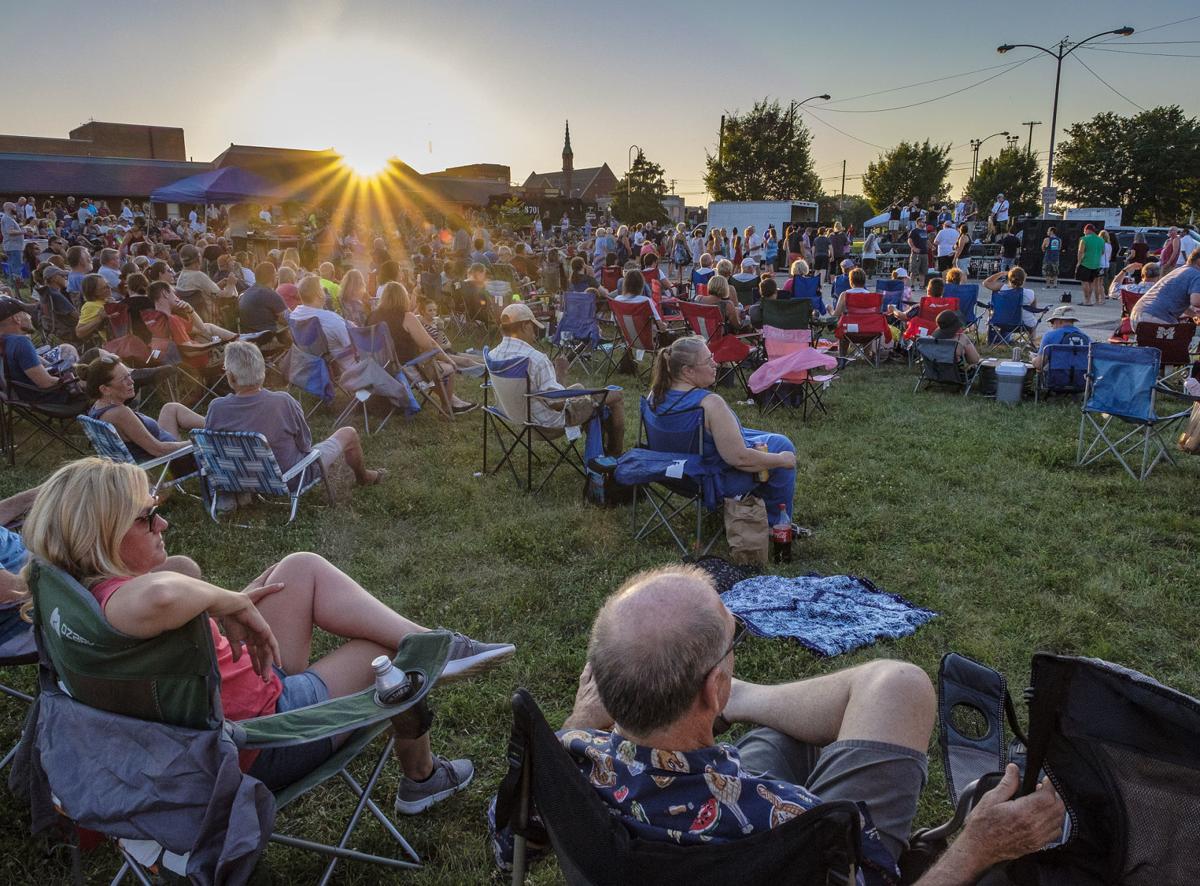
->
<box><xmin>785</xmin><ymin>275</ymin><xmax>825</xmax><ymax>316</ymax></box>
<box><xmin>755</xmin><ymin>326</ymin><xmax>837</xmax><ymax>419</ymax></box>
<box><xmin>984</xmin><ymin>290</ymin><xmax>1044</xmax><ymax>348</ymax></box>
<box><xmin>761</xmin><ymin>297</ymin><xmax>817</xmax><ymax>332</ymax></box>
<box><xmin>34</xmin><ymin>287</ymin><xmax>79</xmax><ymax>347</ymax></box>
<box><xmin>677</xmin><ymin>301</ymin><xmax>755</xmax><ymax>392</ymax></box>
<box><xmin>19</xmin><ymin>559</ymin><xmax>454</xmax><ymax>884</ymax></box>
<box><xmin>550</xmin><ymin>289</ymin><xmax>616</xmax><ymax>379</ymax></box>
<box><xmin>902</xmin><ymin>296</ymin><xmax>960</xmax><ymax>341</ymax></box>
<box><xmin>139</xmin><ymin>310</ymin><xmax>226</xmax><ymax>407</ymax></box>
<box><xmin>730</xmin><ymin>275</ymin><xmax>758</xmax><ymax>309</ymax></box>
<box><xmin>480</xmin><ymin>348</ymin><xmax>618</xmax><ymax>495</ymax></box>
<box><xmin>605</xmin><ymin>297</ymin><xmax>661</xmax><ymax>383</ymax></box>
<box><xmin>448</xmin><ymin>281</ymin><xmax>497</xmax><ymax>348</ymax></box>
<box><xmin>76</xmin><ymin>414</ymin><xmax>198</xmax><ymax>493</ymax></box>
<box><xmin>1108</xmin><ymin>287</ymin><xmax>1144</xmax><ymax>343</ymax></box>
<box><xmin>493</xmin><ymin>689</ymin><xmax>865</xmax><ymax>886</ymax></box>
<box><xmin>1076</xmin><ymin>343</ymin><xmax>1191</xmax><ymax>481</ymax></box>
<box><xmin>689</xmin><ymin>267</ymin><xmax>714</xmax><ymax>296</ymax></box>
<box><xmin>0</xmin><ymin>624</ymin><xmax>36</xmax><ymax>772</ymax></box>
<box><xmin>874</xmin><ymin>278</ymin><xmax>907</xmax><ymax>315</ymax></box>
<box><xmin>1134</xmin><ymin>320</ymin><xmax>1197</xmax><ymax>380</ymax></box>
<box><xmin>623</xmin><ymin>396</ymin><xmax>724</xmax><ymax>557</ymax></box>
<box><xmin>0</xmin><ymin>343</ymin><xmax>87</xmax><ymax>466</ymax></box>
<box><xmin>189</xmin><ymin>429</ymin><xmax>334</xmax><ymax>523</ymax></box>
<box><xmin>912</xmin><ymin>337</ymin><xmax>979</xmax><ymax>395</ymax></box>
<box><xmin>943</xmin><ymin>283</ymin><xmax>983</xmax><ymax>339</ymax></box>
<box><xmin>1034</xmin><ymin>343</ymin><xmax>1089</xmax><ymax>402</ymax></box>
<box><xmin>831</xmin><ymin>273</ymin><xmax>850</xmax><ymax>299</ymax></box>
<box><xmin>836</xmin><ymin>291</ymin><xmax>890</xmax><ymax>369</ymax></box>
<box><xmin>285</xmin><ymin>315</ymin><xmax>341</xmax><ymax>417</ymax></box>
<box><xmin>336</xmin><ymin>324</ymin><xmax>430</xmax><ymax>433</ymax></box>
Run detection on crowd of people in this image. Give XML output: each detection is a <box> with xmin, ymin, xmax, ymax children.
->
<box><xmin>1</xmin><ymin>187</ymin><xmax>1195</xmax><ymax>884</ymax></box>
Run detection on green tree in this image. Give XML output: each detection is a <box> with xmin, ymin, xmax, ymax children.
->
<box><xmin>1053</xmin><ymin>105</ymin><xmax>1200</xmax><ymax>224</ymax></box>
<box><xmin>966</xmin><ymin>148</ymin><xmax>1042</xmax><ymax>220</ymax></box>
<box><xmin>611</xmin><ymin>150</ymin><xmax>668</xmax><ymax>223</ymax></box>
<box><xmin>861</xmin><ymin>140</ymin><xmax>951</xmax><ymax>212</ymax></box>
<box><xmin>493</xmin><ymin>196</ymin><xmax>531</xmax><ymax>232</ymax></box>
<box><xmin>704</xmin><ymin>99</ymin><xmax>823</xmax><ymax>201</ymax></box>
<box><xmin>818</xmin><ymin>194</ymin><xmax>875</xmax><ymax>231</ymax></box>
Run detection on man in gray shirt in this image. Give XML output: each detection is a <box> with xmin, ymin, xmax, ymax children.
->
<box><xmin>238</xmin><ymin>261</ymin><xmax>288</xmax><ymax>333</ymax></box>
<box><xmin>2</xmin><ymin>203</ymin><xmax>24</xmax><ymax>282</ymax></box>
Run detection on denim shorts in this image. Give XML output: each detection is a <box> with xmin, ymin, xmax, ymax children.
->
<box><xmin>246</xmin><ymin>668</ymin><xmax>334</xmax><ymax>791</ymax></box>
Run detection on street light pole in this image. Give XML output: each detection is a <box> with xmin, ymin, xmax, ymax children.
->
<box><xmin>788</xmin><ymin>93</ymin><xmax>831</xmax><ymax>141</ymax></box>
<box><xmin>971</xmin><ymin>131</ymin><xmax>1010</xmax><ymax>179</ymax></box>
<box><xmin>998</xmin><ymin>27</ymin><xmax>1134</xmax><ymax>216</ymax></box>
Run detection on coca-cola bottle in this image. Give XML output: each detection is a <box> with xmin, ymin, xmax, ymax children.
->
<box><xmin>770</xmin><ymin>504</ymin><xmax>793</xmax><ymax>564</ymax></box>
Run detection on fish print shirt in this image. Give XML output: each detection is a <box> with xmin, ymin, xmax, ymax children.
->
<box><xmin>490</xmin><ymin>728</ymin><xmax>900</xmax><ymax>884</ymax></box>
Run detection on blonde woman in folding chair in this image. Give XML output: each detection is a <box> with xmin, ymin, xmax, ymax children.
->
<box><xmin>19</xmin><ymin>458</ymin><xmax>515</xmax><ymax>809</ymax></box>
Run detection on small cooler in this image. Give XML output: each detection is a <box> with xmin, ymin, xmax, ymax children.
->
<box><xmin>995</xmin><ymin>361</ymin><xmax>1027</xmax><ymax>403</ymax></box>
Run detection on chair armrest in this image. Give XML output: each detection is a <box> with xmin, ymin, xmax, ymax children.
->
<box><xmin>136</xmin><ymin>442</ymin><xmax>195</xmax><ymax>472</ymax></box>
<box><xmin>234</xmin><ymin>630</ymin><xmax>453</xmax><ymax>749</ymax></box>
<box><xmin>281</xmin><ymin>448</ymin><xmax>323</xmax><ymax>482</ymax></box>
<box><xmin>1154</xmin><ymin>382</ymin><xmax>1200</xmax><ymax>404</ymax></box>
<box><xmin>528</xmin><ymin>386</ymin><xmax>618</xmax><ymax>401</ymax></box>
<box><xmin>404</xmin><ymin>348</ymin><xmax>442</xmax><ymax>367</ymax></box>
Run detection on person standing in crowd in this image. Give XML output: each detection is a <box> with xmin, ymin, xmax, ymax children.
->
<box><xmin>999</xmin><ymin>229</ymin><xmax>1021</xmax><ymax>274</ymax></box>
<box><xmin>907</xmin><ymin>222</ymin><xmax>928</xmax><ymax>286</ymax></box>
<box><xmin>812</xmin><ymin>228</ymin><xmax>831</xmax><ymax>284</ymax></box>
<box><xmin>1129</xmin><ymin>231</ymin><xmax>1150</xmax><ymax>264</ymax></box>
<box><xmin>746</xmin><ymin>225</ymin><xmax>764</xmax><ymax>268</ymax></box>
<box><xmin>953</xmin><ymin>223</ymin><xmax>972</xmax><ymax>277</ymax></box>
<box><xmin>1129</xmin><ymin>248</ymin><xmax>1200</xmax><ymax>326</ymax></box>
<box><xmin>1176</xmin><ymin>228</ymin><xmax>1199</xmax><ymax>268</ymax></box>
<box><xmin>1076</xmin><ymin>225</ymin><xmax>1106</xmax><ymax>306</ymax></box>
<box><xmin>2</xmin><ymin>203</ymin><xmax>25</xmax><ymax>285</ymax></box>
<box><xmin>1098</xmin><ymin>230</ymin><xmax>1114</xmax><ymax>295</ymax></box>
<box><xmin>933</xmin><ymin>221</ymin><xmax>958</xmax><ymax>274</ymax></box>
<box><xmin>785</xmin><ymin>225</ymin><xmax>803</xmax><ymax>267</ymax></box>
<box><xmin>829</xmin><ymin>223</ymin><xmax>848</xmax><ymax>275</ymax></box>
<box><xmin>861</xmin><ymin>229</ymin><xmax>879</xmax><ymax>278</ymax></box>
<box><xmin>1041</xmin><ymin>227</ymin><xmax>1062</xmax><ymax>288</ymax></box>
<box><xmin>1159</xmin><ymin>227</ymin><xmax>1181</xmax><ymax>271</ymax></box>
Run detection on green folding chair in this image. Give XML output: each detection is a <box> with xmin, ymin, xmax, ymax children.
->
<box><xmin>23</xmin><ymin>559</ymin><xmax>452</xmax><ymax>884</ymax></box>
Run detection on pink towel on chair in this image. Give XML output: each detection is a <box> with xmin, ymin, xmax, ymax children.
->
<box><xmin>748</xmin><ymin>326</ymin><xmax>839</xmax><ymax>394</ymax></box>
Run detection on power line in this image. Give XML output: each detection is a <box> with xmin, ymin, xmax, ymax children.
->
<box><xmin>798</xmin><ymin>107</ymin><xmax>886</xmax><ymax>149</ymax></box>
<box><xmin>1071</xmin><ymin>53</ymin><xmax>1146</xmax><ymax>112</ymax></box>
<box><xmin>817</xmin><ymin>59</ymin><xmax>1032</xmax><ymax>106</ymax></box>
<box><xmin>815</xmin><ymin>56</ymin><xmax>1036</xmax><ymax>113</ymax></box>
<box><xmin>1099</xmin><ymin>14</ymin><xmax>1200</xmax><ymax>39</ymax></box>
<box><xmin>1083</xmin><ymin>46</ymin><xmax>1200</xmax><ymax>58</ymax></box>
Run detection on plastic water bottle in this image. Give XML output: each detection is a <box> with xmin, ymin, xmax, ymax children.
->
<box><xmin>372</xmin><ymin>656</ymin><xmax>411</xmax><ymax>705</ymax></box>
<box><xmin>770</xmin><ymin>504</ymin><xmax>793</xmax><ymax>564</ymax></box>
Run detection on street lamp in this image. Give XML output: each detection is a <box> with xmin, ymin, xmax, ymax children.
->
<box><xmin>1005</xmin><ymin>135</ymin><xmax>1021</xmax><ymax>150</ymax></box>
<box><xmin>970</xmin><ymin>131</ymin><xmax>1010</xmax><ymax>179</ymax></box>
<box><xmin>788</xmin><ymin>94</ymin><xmax>831</xmax><ymax>140</ymax></box>
<box><xmin>998</xmin><ymin>26</ymin><xmax>1134</xmax><ymax>216</ymax></box>
<box><xmin>625</xmin><ymin>144</ymin><xmax>642</xmax><ymax>221</ymax></box>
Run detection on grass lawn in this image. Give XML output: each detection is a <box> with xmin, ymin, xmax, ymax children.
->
<box><xmin>1</xmin><ymin>353</ymin><xmax>1197</xmax><ymax>884</ymax></box>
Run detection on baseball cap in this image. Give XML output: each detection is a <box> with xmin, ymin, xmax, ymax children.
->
<box><xmin>0</xmin><ymin>296</ymin><xmax>29</xmax><ymax>321</ymax></box>
<box><xmin>42</xmin><ymin>264</ymin><xmax>68</xmax><ymax>281</ymax></box>
<box><xmin>840</xmin><ymin>258</ymin><xmax>855</xmax><ymax>270</ymax></box>
<box><xmin>894</xmin><ymin>267</ymin><xmax>909</xmax><ymax>278</ymax></box>
<box><xmin>500</xmin><ymin>302</ymin><xmax>544</xmax><ymax>329</ymax></box>
<box><xmin>1045</xmin><ymin>304</ymin><xmax>1078</xmax><ymax>323</ymax></box>
<box><xmin>740</xmin><ymin>258</ymin><xmax>757</xmax><ymax>270</ymax></box>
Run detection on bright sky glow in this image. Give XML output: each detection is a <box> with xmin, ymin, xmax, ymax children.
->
<box><xmin>7</xmin><ymin>0</ymin><xmax>1200</xmax><ymax>202</ymax></box>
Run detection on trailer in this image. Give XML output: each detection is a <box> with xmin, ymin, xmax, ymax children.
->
<box><xmin>705</xmin><ymin>201</ymin><xmax>819</xmax><ymax>238</ymax></box>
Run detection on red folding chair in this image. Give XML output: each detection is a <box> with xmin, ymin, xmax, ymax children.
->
<box><xmin>835</xmin><ymin>291</ymin><xmax>891</xmax><ymax>368</ymax></box>
<box><xmin>1134</xmin><ymin>320</ymin><xmax>1197</xmax><ymax>379</ymax></box>
<box><xmin>903</xmin><ymin>296</ymin><xmax>960</xmax><ymax>340</ymax></box>
<box><xmin>1109</xmin><ymin>287</ymin><xmax>1145</xmax><ymax>344</ymax></box>
<box><xmin>605</xmin><ymin>297</ymin><xmax>660</xmax><ymax>383</ymax></box>
<box><xmin>676</xmin><ymin>301</ymin><xmax>755</xmax><ymax>392</ymax></box>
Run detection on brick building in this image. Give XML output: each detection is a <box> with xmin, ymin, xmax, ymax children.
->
<box><xmin>0</xmin><ymin>121</ymin><xmax>186</xmax><ymax>161</ymax></box>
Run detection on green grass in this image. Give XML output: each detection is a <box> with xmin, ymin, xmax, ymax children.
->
<box><xmin>1</xmin><ymin>357</ymin><xmax>1197</xmax><ymax>884</ymax></box>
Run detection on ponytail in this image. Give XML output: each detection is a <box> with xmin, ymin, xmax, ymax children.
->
<box><xmin>649</xmin><ymin>349</ymin><xmax>673</xmax><ymax>407</ymax></box>
<box><xmin>648</xmin><ymin>335</ymin><xmax>708</xmax><ymax>408</ymax></box>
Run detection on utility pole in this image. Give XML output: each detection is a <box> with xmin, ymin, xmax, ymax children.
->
<box><xmin>669</xmin><ymin>179</ymin><xmax>676</xmax><ymax>195</ymax></box>
<box><xmin>1021</xmin><ymin>121</ymin><xmax>1042</xmax><ymax>156</ymax></box>
<box><xmin>839</xmin><ymin>160</ymin><xmax>846</xmax><ymax>211</ymax></box>
<box><xmin>718</xmin><ymin>115</ymin><xmax>725</xmax><ymax>164</ymax></box>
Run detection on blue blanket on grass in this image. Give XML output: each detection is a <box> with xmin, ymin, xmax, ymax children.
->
<box><xmin>722</xmin><ymin>574</ymin><xmax>937</xmax><ymax>657</ymax></box>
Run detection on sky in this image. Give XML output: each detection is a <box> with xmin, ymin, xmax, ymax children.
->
<box><xmin>9</xmin><ymin>1</ymin><xmax>1200</xmax><ymax>204</ymax></box>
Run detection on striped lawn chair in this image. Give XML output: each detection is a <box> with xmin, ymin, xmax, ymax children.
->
<box><xmin>77</xmin><ymin>414</ymin><xmax>197</xmax><ymax>493</ymax></box>
<box><xmin>189</xmin><ymin>429</ymin><xmax>332</xmax><ymax>523</ymax></box>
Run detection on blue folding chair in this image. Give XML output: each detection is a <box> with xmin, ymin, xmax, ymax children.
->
<box><xmin>0</xmin><ymin>627</ymin><xmax>36</xmax><ymax>771</ymax></box>
<box><xmin>481</xmin><ymin>348</ymin><xmax>619</xmax><ymax>494</ymax></box>
<box><xmin>1076</xmin><ymin>343</ymin><xmax>1191</xmax><ymax>481</ymax></box>
<box><xmin>77</xmin><ymin>414</ymin><xmax>198</xmax><ymax>493</ymax></box>
<box><xmin>620</xmin><ymin>397</ymin><xmax>724</xmax><ymax>557</ymax></box>
<box><xmin>1035</xmin><ymin>343</ymin><xmax>1089</xmax><ymax>402</ymax></box>
<box><xmin>550</xmin><ymin>290</ymin><xmax>615</xmax><ymax>378</ymax></box>
<box><xmin>874</xmin><ymin>279</ymin><xmax>906</xmax><ymax>313</ymax></box>
<box><xmin>785</xmin><ymin>275</ymin><xmax>826</xmax><ymax>315</ymax></box>
<box><xmin>337</xmin><ymin>324</ymin><xmax>428</xmax><ymax>432</ymax></box>
<box><xmin>189</xmin><ymin>429</ymin><xmax>333</xmax><ymax>523</ymax></box>
<box><xmin>831</xmin><ymin>274</ymin><xmax>850</xmax><ymax>299</ymax></box>
<box><xmin>285</xmin><ymin>316</ymin><xmax>337</xmax><ymax>417</ymax></box>
<box><xmin>943</xmin><ymin>283</ymin><xmax>983</xmax><ymax>338</ymax></box>
<box><xmin>985</xmin><ymin>289</ymin><xmax>1046</xmax><ymax>347</ymax></box>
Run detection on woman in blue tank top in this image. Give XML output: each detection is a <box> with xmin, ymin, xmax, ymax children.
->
<box><xmin>648</xmin><ymin>336</ymin><xmax>798</xmax><ymax>522</ymax></box>
<box><xmin>78</xmin><ymin>354</ymin><xmax>203</xmax><ymax>463</ymax></box>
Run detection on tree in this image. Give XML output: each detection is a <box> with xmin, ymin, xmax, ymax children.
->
<box><xmin>861</xmin><ymin>140</ymin><xmax>951</xmax><ymax>212</ymax></box>
<box><xmin>1053</xmin><ymin>105</ymin><xmax>1200</xmax><ymax>224</ymax></box>
<box><xmin>494</xmin><ymin>196</ymin><xmax>531</xmax><ymax>232</ymax></box>
<box><xmin>817</xmin><ymin>193</ymin><xmax>875</xmax><ymax>231</ymax></box>
<box><xmin>611</xmin><ymin>150</ymin><xmax>668</xmax><ymax>224</ymax></box>
<box><xmin>704</xmin><ymin>99</ymin><xmax>823</xmax><ymax>201</ymax></box>
<box><xmin>966</xmin><ymin>148</ymin><xmax>1042</xmax><ymax>221</ymax></box>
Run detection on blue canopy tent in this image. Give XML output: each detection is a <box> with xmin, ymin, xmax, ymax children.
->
<box><xmin>150</xmin><ymin>166</ymin><xmax>283</xmax><ymax>204</ymax></box>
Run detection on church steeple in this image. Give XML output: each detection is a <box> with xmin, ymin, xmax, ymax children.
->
<box><xmin>562</xmin><ymin>120</ymin><xmax>574</xmax><ymax>199</ymax></box>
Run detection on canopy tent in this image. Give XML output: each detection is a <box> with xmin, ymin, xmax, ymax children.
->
<box><xmin>863</xmin><ymin>212</ymin><xmax>891</xmax><ymax>228</ymax></box>
<box><xmin>150</xmin><ymin>166</ymin><xmax>283</xmax><ymax>204</ymax></box>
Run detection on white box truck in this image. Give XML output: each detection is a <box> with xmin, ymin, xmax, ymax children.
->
<box><xmin>705</xmin><ymin>201</ymin><xmax>819</xmax><ymax>236</ymax></box>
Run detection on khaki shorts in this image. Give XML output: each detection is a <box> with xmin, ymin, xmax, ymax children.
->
<box><xmin>313</xmin><ymin>436</ymin><xmax>344</xmax><ymax>471</ymax></box>
<box><xmin>535</xmin><ymin>395</ymin><xmax>602</xmax><ymax>440</ymax></box>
